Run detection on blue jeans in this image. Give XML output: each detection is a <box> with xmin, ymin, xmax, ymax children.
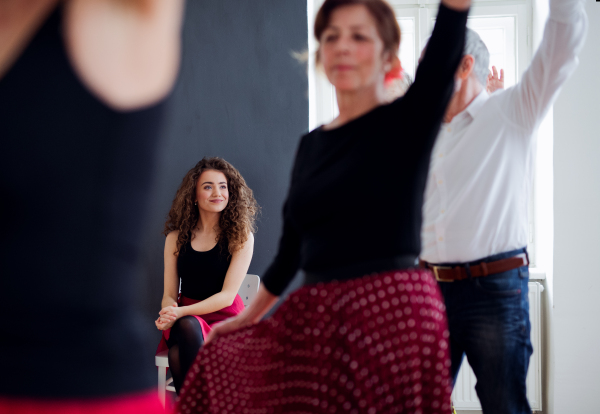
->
<box><xmin>436</xmin><ymin>248</ymin><xmax>533</xmax><ymax>414</ymax></box>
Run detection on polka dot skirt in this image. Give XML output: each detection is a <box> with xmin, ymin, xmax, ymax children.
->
<box><xmin>176</xmin><ymin>269</ymin><xmax>453</xmax><ymax>414</ymax></box>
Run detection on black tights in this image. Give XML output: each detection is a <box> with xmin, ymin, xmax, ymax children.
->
<box><xmin>166</xmin><ymin>316</ymin><xmax>204</xmax><ymax>394</ymax></box>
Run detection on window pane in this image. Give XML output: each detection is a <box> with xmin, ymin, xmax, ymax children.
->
<box><xmin>397</xmin><ymin>17</ymin><xmax>416</xmax><ymax>81</ymax></box>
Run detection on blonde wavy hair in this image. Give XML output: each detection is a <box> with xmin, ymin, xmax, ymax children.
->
<box><xmin>163</xmin><ymin>157</ymin><xmax>259</xmax><ymax>256</ymax></box>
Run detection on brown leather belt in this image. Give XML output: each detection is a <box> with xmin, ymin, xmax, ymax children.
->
<box><xmin>419</xmin><ymin>253</ymin><xmax>529</xmax><ymax>282</ymax></box>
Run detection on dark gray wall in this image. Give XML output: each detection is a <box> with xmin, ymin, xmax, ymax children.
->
<box><xmin>138</xmin><ymin>1</ymin><xmax>308</xmax><ymax>345</ymax></box>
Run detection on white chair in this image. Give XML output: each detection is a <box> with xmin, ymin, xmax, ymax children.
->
<box><xmin>237</xmin><ymin>273</ymin><xmax>260</xmax><ymax>307</ymax></box>
<box><xmin>155</xmin><ymin>274</ymin><xmax>260</xmax><ymax>407</ymax></box>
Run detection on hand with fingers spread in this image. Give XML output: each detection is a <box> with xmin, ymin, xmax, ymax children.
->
<box><xmin>487</xmin><ymin>66</ymin><xmax>505</xmax><ymax>94</ymax></box>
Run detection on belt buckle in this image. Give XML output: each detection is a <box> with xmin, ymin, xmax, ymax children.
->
<box><xmin>432</xmin><ymin>266</ymin><xmax>454</xmax><ymax>282</ymax></box>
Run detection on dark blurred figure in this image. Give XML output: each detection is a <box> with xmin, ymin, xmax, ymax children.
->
<box><xmin>0</xmin><ymin>1</ymin><xmax>183</xmax><ymax>412</ymax></box>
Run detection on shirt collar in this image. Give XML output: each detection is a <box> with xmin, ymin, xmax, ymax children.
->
<box><xmin>464</xmin><ymin>89</ymin><xmax>489</xmax><ymax>119</ymax></box>
<box><xmin>444</xmin><ymin>90</ymin><xmax>489</xmax><ymax>127</ymax></box>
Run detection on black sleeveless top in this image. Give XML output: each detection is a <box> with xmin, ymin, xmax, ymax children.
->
<box><xmin>0</xmin><ymin>7</ymin><xmax>168</xmax><ymax>397</ymax></box>
<box><xmin>178</xmin><ymin>237</ymin><xmax>231</xmax><ymax>301</ymax></box>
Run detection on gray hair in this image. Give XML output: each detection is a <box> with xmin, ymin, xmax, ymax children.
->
<box><xmin>464</xmin><ymin>29</ymin><xmax>490</xmax><ymax>86</ymax></box>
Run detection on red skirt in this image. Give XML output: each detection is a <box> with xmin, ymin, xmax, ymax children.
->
<box><xmin>0</xmin><ymin>390</ymin><xmax>162</xmax><ymax>414</ymax></box>
<box><xmin>156</xmin><ymin>294</ymin><xmax>245</xmax><ymax>356</ymax></box>
<box><xmin>176</xmin><ymin>269</ymin><xmax>453</xmax><ymax>414</ymax></box>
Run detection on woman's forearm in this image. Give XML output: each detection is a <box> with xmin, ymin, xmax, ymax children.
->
<box><xmin>179</xmin><ymin>291</ymin><xmax>238</xmax><ymax>317</ymax></box>
<box><xmin>441</xmin><ymin>0</ymin><xmax>471</xmax><ymax>11</ymax></box>
<box><xmin>237</xmin><ymin>285</ymin><xmax>279</xmax><ymax>325</ymax></box>
<box><xmin>170</xmin><ymin>285</ymin><xmax>277</xmax><ymax>324</ymax></box>
<box><xmin>203</xmin><ymin>286</ymin><xmax>279</xmax><ymax>345</ymax></box>
<box><xmin>161</xmin><ymin>294</ymin><xmax>178</xmax><ymax>309</ymax></box>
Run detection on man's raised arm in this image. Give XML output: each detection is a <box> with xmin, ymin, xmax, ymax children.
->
<box><xmin>501</xmin><ymin>0</ymin><xmax>587</xmax><ymax>132</ymax></box>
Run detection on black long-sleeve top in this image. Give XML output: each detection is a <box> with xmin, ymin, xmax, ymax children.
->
<box><xmin>262</xmin><ymin>4</ymin><xmax>468</xmax><ymax>296</ymax></box>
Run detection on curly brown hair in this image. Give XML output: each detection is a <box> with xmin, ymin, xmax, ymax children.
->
<box><xmin>163</xmin><ymin>157</ymin><xmax>259</xmax><ymax>256</ymax></box>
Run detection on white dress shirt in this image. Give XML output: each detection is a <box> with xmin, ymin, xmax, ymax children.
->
<box><xmin>420</xmin><ymin>0</ymin><xmax>588</xmax><ymax>264</ymax></box>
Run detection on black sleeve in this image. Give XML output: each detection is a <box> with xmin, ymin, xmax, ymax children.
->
<box><xmin>398</xmin><ymin>4</ymin><xmax>469</xmax><ymax>147</ymax></box>
<box><xmin>261</xmin><ymin>138</ymin><xmax>306</xmax><ymax>296</ymax></box>
<box><xmin>261</xmin><ymin>199</ymin><xmax>302</xmax><ymax>296</ymax></box>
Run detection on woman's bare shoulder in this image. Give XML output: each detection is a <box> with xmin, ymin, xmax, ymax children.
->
<box><xmin>165</xmin><ymin>230</ymin><xmax>180</xmax><ymax>245</ymax></box>
<box><xmin>64</xmin><ymin>0</ymin><xmax>184</xmax><ymax>110</ymax></box>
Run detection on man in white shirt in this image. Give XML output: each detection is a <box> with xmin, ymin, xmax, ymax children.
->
<box><xmin>420</xmin><ymin>0</ymin><xmax>587</xmax><ymax>413</ymax></box>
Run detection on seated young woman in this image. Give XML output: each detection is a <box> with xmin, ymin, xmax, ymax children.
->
<box><xmin>155</xmin><ymin>157</ymin><xmax>258</xmax><ymax>394</ymax></box>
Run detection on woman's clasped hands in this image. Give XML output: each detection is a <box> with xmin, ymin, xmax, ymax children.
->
<box><xmin>155</xmin><ymin>302</ymin><xmax>180</xmax><ymax>330</ymax></box>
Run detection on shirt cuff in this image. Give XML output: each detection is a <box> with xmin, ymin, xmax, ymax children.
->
<box><xmin>260</xmin><ymin>268</ymin><xmax>284</xmax><ymax>297</ymax></box>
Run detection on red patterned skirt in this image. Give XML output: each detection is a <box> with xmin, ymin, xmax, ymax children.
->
<box><xmin>175</xmin><ymin>269</ymin><xmax>452</xmax><ymax>414</ymax></box>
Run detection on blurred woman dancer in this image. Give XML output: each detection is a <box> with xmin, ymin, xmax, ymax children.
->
<box><xmin>0</xmin><ymin>1</ymin><xmax>183</xmax><ymax>413</ymax></box>
<box><xmin>156</xmin><ymin>157</ymin><xmax>258</xmax><ymax>395</ymax></box>
<box><xmin>177</xmin><ymin>0</ymin><xmax>470</xmax><ymax>412</ymax></box>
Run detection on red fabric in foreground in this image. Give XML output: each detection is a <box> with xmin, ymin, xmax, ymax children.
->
<box><xmin>0</xmin><ymin>390</ymin><xmax>162</xmax><ymax>414</ymax></box>
<box><xmin>156</xmin><ymin>294</ymin><xmax>245</xmax><ymax>356</ymax></box>
<box><xmin>176</xmin><ymin>269</ymin><xmax>453</xmax><ymax>414</ymax></box>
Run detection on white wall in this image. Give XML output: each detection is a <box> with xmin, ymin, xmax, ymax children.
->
<box><xmin>553</xmin><ymin>2</ymin><xmax>600</xmax><ymax>413</ymax></box>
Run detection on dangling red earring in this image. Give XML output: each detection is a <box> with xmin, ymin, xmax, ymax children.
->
<box><xmin>385</xmin><ymin>55</ymin><xmax>403</xmax><ymax>84</ymax></box>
